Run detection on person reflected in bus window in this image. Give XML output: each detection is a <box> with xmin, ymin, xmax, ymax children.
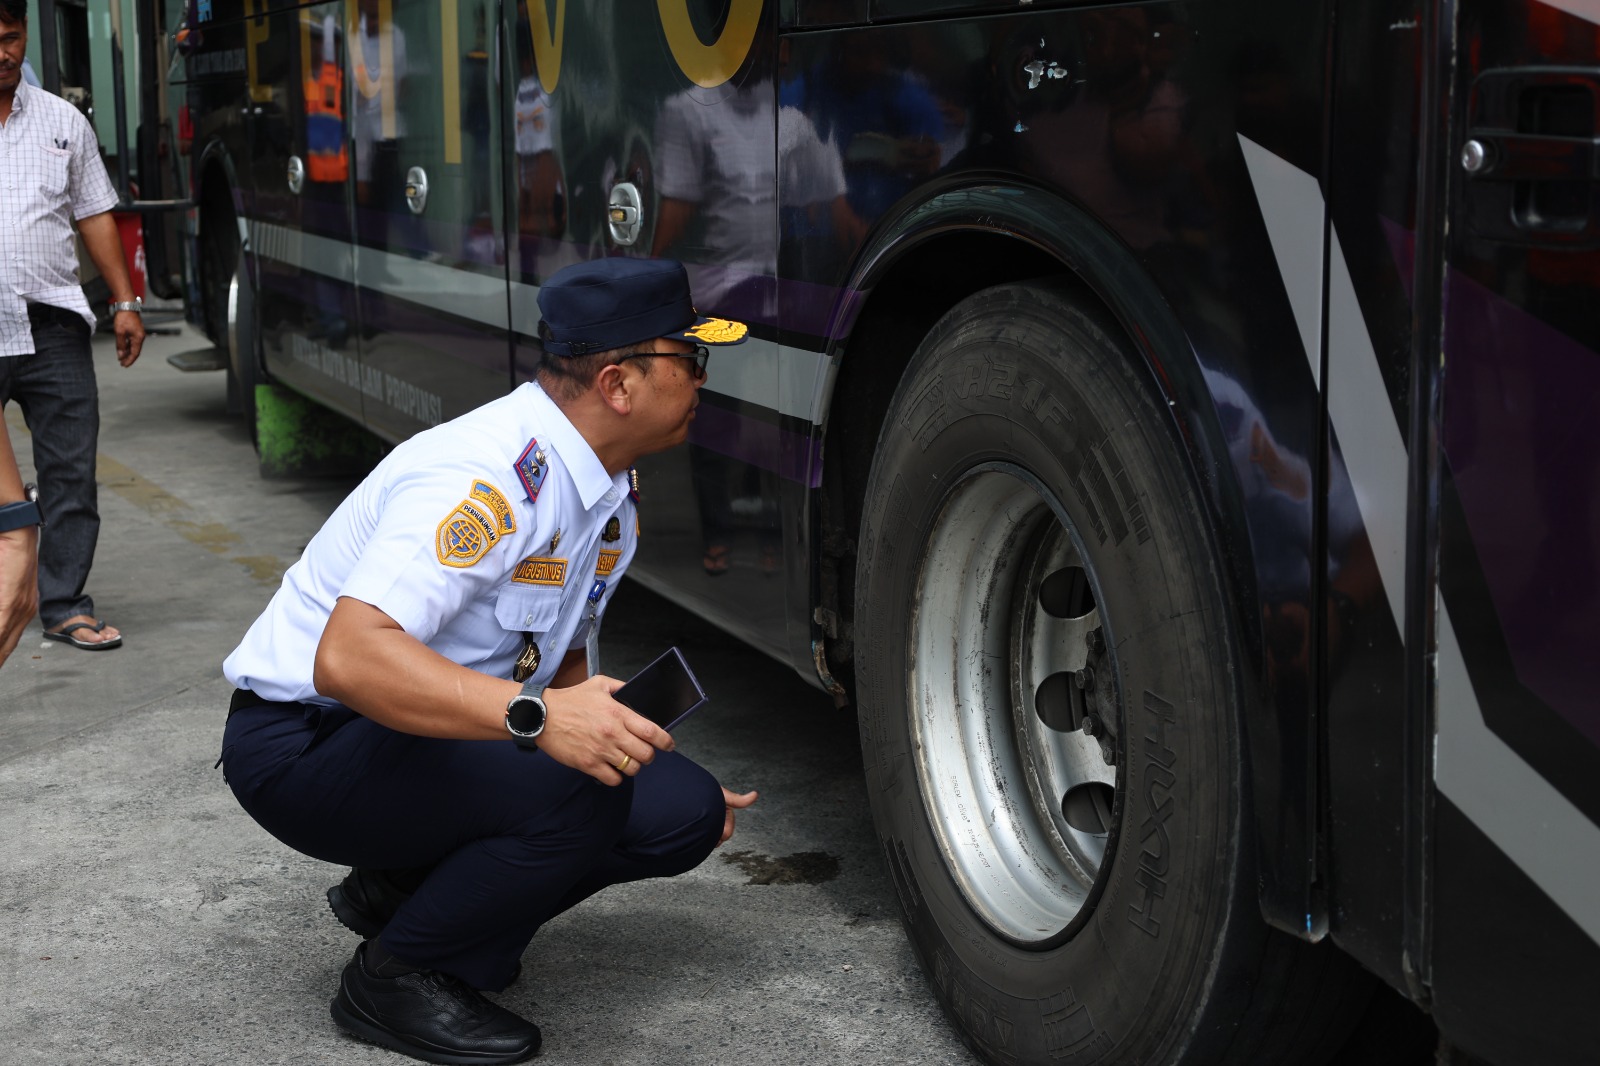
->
<box><xmin>779</xmin><ymin>23</ymin><xmax>944</xmax><ymax>224</ymax></box>
<box><xmin>903</xmin><ymin>29</ymin><xmax>976</xmax><ymax>168</ymax></box>
<box><xmin>0</xmin><ymin>421</ymin><xmax>40</xmax><ymax>668</ymax></box>
<box><xmin>351</xmin><ymin>0</ymin><xmax>408</xmax><ymax>242</ymax></box>
<box><xmin>461</xmin><ymin>3</ymin><xmax>495</xmax><ymax>222</ymax></box>
<box><xmin>512</xmin><ymin>24</ymin><xmax>563</xmax><ymax>242</ymax></box>
<box><xmin>651</xmin><ymin>52</ymin><xmax>851</xmax><ymax>577</ymax></box>
<box><xmin>965</xmin><ymin>12</ymin><xmax>1192</xmax><ymax>257</ymax></box>
<box><xmin>304</xmin><ymin>13</ymin><xmax>351</xmax><ymax>347</ymax></box>
<box><xmin>0</xmin><ymin>0</ymin><xmax>145</xmax><ymax>652</ymax></box>
<box><xmin>652</xmin><ymin>71</ymin><xmax>781</xmax><ymax>577</ymax></box>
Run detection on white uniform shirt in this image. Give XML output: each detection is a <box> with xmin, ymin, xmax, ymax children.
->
<box><xmin>514</xmin><ymin>76</ymin><xmax>553</xmax><ymax>158</ymax></box>
<box><xmin>653</xmin><ymin>81</ymin><xmax>776</xmax><ymax>306</ymax></box>
<box><xmin>0</xmin><ymin>81</ymin><xmax>119</xmax><ymax>355</ymax></box>
<box><xmin>224</xmin><ymin>382</ymin><xmax>640</xmax><ymax>706</ymax></box>
<box><xmin>351</xmin><ymin>13</ymin><xmax>409</xmax><ymax>184</ymax></box>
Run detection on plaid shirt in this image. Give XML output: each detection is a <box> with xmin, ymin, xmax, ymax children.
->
<box><xmin>0</xmin><ymin>81</ymin><xmax>119</xmax><ymax>356</ymax></box>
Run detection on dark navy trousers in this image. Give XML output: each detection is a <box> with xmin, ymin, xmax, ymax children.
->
<box><xmin>220</xmin><ymin>700</ymin><xmax>725</xmax><ymax>991</ymax></box>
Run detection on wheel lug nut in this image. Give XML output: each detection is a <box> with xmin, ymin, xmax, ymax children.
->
<box><xmin>1082</xmin><ymin>714</ymin><xmax>1098</xmax><ymax>736</ymax></box>
<box><xmin>1074</xmin><ymin>667</ymin><xmax>1095</xmax><ymax>690</ymax></box>
<box><xmin>1085</xmin><ymin>629</ymin><xmax>1105</xmax><ymax>655</ymax></box>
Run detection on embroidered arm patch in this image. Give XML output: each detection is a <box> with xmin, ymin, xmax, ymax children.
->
<box><xmin>470</xmin><ymin>479</ymin><xmax>518</xmax><ymax>535</ymax></box>
<box><xmin>435</xmin><ymin>493</ymin><xmax>508</xmax><ymax>568</ymax></box>
<box><xmin>436</xmin><ymin>504</ymin><xmax>494</xmax><ymax>568</ymax></box>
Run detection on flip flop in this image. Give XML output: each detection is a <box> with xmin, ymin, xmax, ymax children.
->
<box><xmin>43</xmin><ymin>620</ymin><xmax>123</xmax><ymax>651</ymax></box>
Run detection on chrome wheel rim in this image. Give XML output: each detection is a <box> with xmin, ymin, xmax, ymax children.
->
<box><xmin>909</xmin><ymin>464</ymin><xmax>1120</xmax><ymax>945</ymax></box>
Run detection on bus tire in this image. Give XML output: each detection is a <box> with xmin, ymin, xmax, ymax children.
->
<box><xmin>854</xmin><ymin>279</ymin><xmax>1373</xmax><ymax>1065</ymax></box>
<box><xmin>208</xmin><ymin>210</ymin><xmax>258</xmax><ymax>450</ymax></box>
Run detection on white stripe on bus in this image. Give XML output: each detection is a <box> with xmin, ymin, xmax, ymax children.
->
<box><xmin>248</xmin><ymin>219</ymin><xmax>832</xmax><ymax>425</ymax></box>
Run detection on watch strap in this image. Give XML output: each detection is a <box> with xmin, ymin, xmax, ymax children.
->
<box><xmin>110</xmin><ymin>299</ymin><xmax>143</xmax><ymax>314</ymax></box>
<box><xmin>0</xmin><ymin>499</ymin><xmax>42</xmax><ymax>533</ymax></box>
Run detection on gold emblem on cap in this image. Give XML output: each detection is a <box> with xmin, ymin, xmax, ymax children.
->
<box><xmin>684</xmin><ymin>317</ymin><xmax>748</xmax><ymax>343</ymax></box>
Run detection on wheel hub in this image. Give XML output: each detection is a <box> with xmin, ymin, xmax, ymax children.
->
<box><xmin>909</xmin><ymin>464</ymin><xmax>1121</xmax><ymax>946</ymax></box>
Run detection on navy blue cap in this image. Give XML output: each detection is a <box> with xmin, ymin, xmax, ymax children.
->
<box><xmin>537</xmin><ymin>258</ymin><xmax>749</xmax><ymax>357</ymax></box>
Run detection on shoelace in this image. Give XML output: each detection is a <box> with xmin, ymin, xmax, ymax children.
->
<box><xmin>417</xmin><ymin>971</ymin><xmax>496</xmax><ymax>1018</ymax></box>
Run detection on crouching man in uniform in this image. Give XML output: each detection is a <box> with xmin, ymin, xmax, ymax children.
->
<box><xmin>219</xmin><ymin>258</ymin><xmax>758</xmax><ymax>1064</ymax></box>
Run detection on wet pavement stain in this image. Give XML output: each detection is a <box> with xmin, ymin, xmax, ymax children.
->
<box><xmin>720</xmin><ymin>849</ymin><xmax>841</xmax><ymax>885</ymax></box>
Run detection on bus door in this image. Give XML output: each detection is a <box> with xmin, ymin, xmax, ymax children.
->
<box><xmin>246</xmin><ymin>2</ymin><xmax>367</xmax><ymax>427</ymax></box>
<box><xmin>511</xmin><ymin>0</ymin><xmax>790</xmax><ymax>660</ymax></box>
<box><xmin>346</xmin><ymin>0</ymin><xmax>510</xmax><ymax>442</ymax></box>
<box><xmin>1429</xmin><ymin>1</ymin><xmax>1600</xmax><ymax>1059</ymax></box>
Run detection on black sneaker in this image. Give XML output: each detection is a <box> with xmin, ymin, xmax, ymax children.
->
<box><xmin>330</xmin><ymin>943</ymin><xmax>541</xmax><ymax>1065</ymax></box>
<box><xmin>327</xmin><ymin>867</ymin><xmax>421</xmax><ymax>939</ymax></box>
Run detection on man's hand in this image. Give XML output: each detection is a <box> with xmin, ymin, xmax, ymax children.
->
<box><xmin>538</xmin><ymin>674</ymin><xmax>676</xmax><ymax>785</ymax></box>
<box><xmin>720</xmin><ymin>786</ymin><xmax>758</xmax><ymax>845</ymax></box>
<box><xmin>0</xmin><ymin>525</ymin><xmax>39</xmax><ymax>668</ymax></box>
<box><xmin>74</xmin><ymin>212</ymin><xmax>146</xmax><ymax>366</ymax></box>
<box><xmin>112</xmin><ymin>309</ymin><xmax>145</xmax><ymax>367</ymax></box>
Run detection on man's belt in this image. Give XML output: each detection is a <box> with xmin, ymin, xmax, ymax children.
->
<box><xmin>26</xmin><ymin>302</ymin><xmax>83</xmax><ymax>330</ymax></box>
<box><xmin>229</xmin><ymin>687</ymin><xmax>283</xmax><ymax>717</ymax></box>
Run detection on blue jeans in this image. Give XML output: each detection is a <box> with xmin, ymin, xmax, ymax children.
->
<box><xmin>220</xmin><ymin>700</ymin><xmax>726</xmax><ymax>991</ymax></box>
<box><xmin>0</xmin><ymin>304</ymin><xmax>101</xmax><ymax>628</ymax></box>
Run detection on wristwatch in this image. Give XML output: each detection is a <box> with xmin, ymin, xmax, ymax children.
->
<box><xmin>110</xmin><ymin>298</ymin><xmax>143</xmax><ymax>315</ymax></box>
<box><xmin>505</xmin><ymin>682</ymin><xmax>548</xmax><ymax>749</ymax></box>
<box><xmin>0</xmin><ymin>483</ymin><xmax>40</xmax><ymax>533</ymax></box>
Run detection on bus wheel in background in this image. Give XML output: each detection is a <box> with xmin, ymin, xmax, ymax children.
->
<box><xmin>854</xmin><ymin>279</ymin><xmax>1377</xmax><ymax>1065</ymax></box>
<box><xmin>208</xmin><ymin>204</ymin><xmax>258</xmax><ymax>449</ymax></box>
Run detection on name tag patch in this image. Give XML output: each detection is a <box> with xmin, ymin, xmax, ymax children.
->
<box><xmin>512</xmin><ymin>556</ymin><xmax>568</xmax><ymax>586</ymax></box>
<box><xmin>596</xmin><ymin>548</ymin><xmax>621</xmax><ymax>577</ymax></box>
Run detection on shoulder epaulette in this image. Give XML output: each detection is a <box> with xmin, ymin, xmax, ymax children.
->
<box><xmin>516</xmin><ymin>439</ymin><xmax>549</xmax><ymax>502</ymax></box>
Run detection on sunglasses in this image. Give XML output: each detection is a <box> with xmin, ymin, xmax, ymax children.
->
<box><xmin>618</xmin><ymin>344</ymin><xmax>710</xmax><ymax>379</ymax></box>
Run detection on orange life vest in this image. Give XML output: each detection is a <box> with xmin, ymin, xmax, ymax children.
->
<box><xmin>305</xmin><ymin>60</ymin><xmax>348</xmax><ymax>182</ymax></box>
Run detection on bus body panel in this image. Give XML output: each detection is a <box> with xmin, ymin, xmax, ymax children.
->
<box><xmin>1430</xmin><ymin>0</ymin><xmax>1600</xmax><ymax>1059</ymax></box>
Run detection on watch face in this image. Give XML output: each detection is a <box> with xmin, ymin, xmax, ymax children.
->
<box><xmin>507</xmin><ymin>694</ymin><xmax>546</xmax><ymax>738</ymax></box>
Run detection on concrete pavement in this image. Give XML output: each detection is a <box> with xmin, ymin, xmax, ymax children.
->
<box><xmin>0</xmin><ymin>320</ymin><xmax>979</xmax><ymax>1066</ymax></box>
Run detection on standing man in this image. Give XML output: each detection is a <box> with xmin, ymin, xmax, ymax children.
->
<box><xmin>0</xmin><ymin>1</ymin><xmax>146</xmax><ymax>651</ymax></box>
<box><xmin>221</xmin><ymin>258</ymin><xmax>758</xmax><ymax>1065</ymax></box>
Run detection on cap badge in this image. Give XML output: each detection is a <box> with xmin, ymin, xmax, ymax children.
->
<box><xmin>683</xmin><ymin>317</ymin><xmax>748</xmax><ymax>343</ymax></box>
